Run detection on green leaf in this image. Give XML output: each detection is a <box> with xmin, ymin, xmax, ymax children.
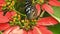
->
<box><xmin>48</xmin><ymin>6</ymin><xmax>60</xmax><ymax>34</ymax></box>
<box><xmin>0</xmin><ymin>31</ymin><xmax>2</xmax><ymax>34</ymax></box>
<box><xmin>48</xmin><ymin>24</ymin><xmax>60</xmax><ymax>34</ymax></box>
<box><xmin>14</xmin><ymin>0</ymin><xmax>25</xmax><ymax>14</ymax></box>
<box><xmin>50</xmin><ymin>6</ymin><xmax>60</xmax><ymax>22</ymax></box>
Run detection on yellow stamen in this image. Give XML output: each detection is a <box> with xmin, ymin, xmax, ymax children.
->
<box><xmin>21</xmin><ymin>20</ymin><xmax>24</xmax><ymax>23</ymax></box>
<box><xmin>18</xmin><ymin>15</ymin><xmax>21</xmax><ymax>20</ymax></box>
<box><xmin>9</xmin><ymin>0</ymin><xmax>12</xmax><ymax>1</ymax></box>
<box><xmin>11</xmin><ymin>1</ymin><xmax>15</xmax><ymax>5</ymax></box>
<box><xmin>40</xmin><ymin>0</ymin><xmax>44</xmax><ymax>3</ymax></box>
<box><xmin>18</xmin><ymin>15</ymin><xmax>20</xmax><ymax>18</ymax></box>
<box><xmin>34</xmin><ymin>19</ymin><xmax>37</xmax><ymax>22</ymax></box>
<box><xmin>14</xmin><ymin>14</ymin><xmax>17</xmax><ymax>16</ymax></box>
<box><xmin>13</xmin><ymin>19</ymin><xmax>15</xmax><ymax>22</ymax></box>
<box><xmin>14</xmin><ymin>18</ymin><xmax>16</xmax><ymax>20</ymax></box>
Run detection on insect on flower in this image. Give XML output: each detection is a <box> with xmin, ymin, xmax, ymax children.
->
<box><xmin>25</xmin><ymin>0</ymin><xmax>40</xmax><ymax>20</ymax></box>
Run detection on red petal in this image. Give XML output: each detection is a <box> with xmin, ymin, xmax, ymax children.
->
<box><xmin>0</xmin><ymin>0</ymin><xmax>6</xmax><ymax>6</ymax></box>
<box><xmin>5</xmin><ymin>11</ymin><xmax>16</xmax><ymax>20</ymax></box>
<box><xmin>0</xmin><ymin>6</ymin><xmax>2</xmax><ymax>11</ymax></box>
<box><xmin>37</xmin><ymin>17</ymin><xmax>58</xmax><ymax>26</ymax></box>
<box><xmin>23</xmin><ymin>30</ymin><xmax>28</xmax><ymax>34</ymax></box>
<box><xmin>35</xmin><ymin>4</ymin><xmax>41</xmax><ymax>16</ymax></box>
<box><xmin>9</xmin><ymin>26</ymin><xmax>23</xmax><ymax>34</ymax></box>
<box><xmin>33</xmin><ymin>26</ymin><xmax>53</xmax><ymax>34</ymax></box>
<box><xmin>33</xmin><ymin>27</ymin><xmax>40</xmax><ymax>34</ymax></box>
<box><xmin>0</xmin><ymin>11</ymin><xmax>3</xmax><ymax>16</ymax></box>
<box><xmin>10</xmin><ymin>10</ymin><xmax>16</xmax><ymax>16</ymax></box>
<box><xmin>49</xmin><ymin>0</ymin><xmax>60</xmax><ymax>6</ymax></box>
<box><xmin>42</xmin><ymin>4</ymin><xmax>54</xmax><ymax>14</ymax></box>
<box><xmin>49</xmin><ymin>0</ymin><xmax>58</xmax><ymax>1</ymax></box>
<box><xmin>28</xmin><ymin>30</ymin><xmax>33</xmax><ymax>34</ymax></box>
<box><xmin>0</xmin><ymin>23</ymin><xmax>10</xmax><ymax>31</ymax></box>
<box><xmin>3</xmin><ymin>26</ymin><xmax>24</xmax><ymax>34</ymax></box>
<box><xmin>5</xmin><ymin>12</ymin><xmax>12</xmax><ymax>20</ymax></box>
<box><xmin>0</xmin><ymin>16</ymin><xmax>9</xmax><ymax>23</ymax></box>
<box><xmin>0</xmin><ymin>11</ymin><xmax>9</xmax><ymax>23</ymax></box>
<box><xmin>3</xmin><ymin>27</ymin><xmax>14</xmax><ymax>34</ymax></box>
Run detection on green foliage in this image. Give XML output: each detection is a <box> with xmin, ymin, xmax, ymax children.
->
<box><xmin>48</xmin><ymin>6</ymin><xmax>60</xmax><ymax>34</ymax></box>
<box><xmin>0</xmin><ymin>31</ymin><xmax>2</xmax><ymax>34</ymax></box>
<box><xmin>48</xmin><ymin>24</ymin><xmax>60</xmax><ymax>34</ymax></box>
<box><xmin>14</xmin><ymin>0</ymin><xmax>25</xmax><ymax>14</ymax></box>
<box><xmin>50</xmin><ymin>6</ymin><xmax>60</xmax><ymax>22</ymax></box>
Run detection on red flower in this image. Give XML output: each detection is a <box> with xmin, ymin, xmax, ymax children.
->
<box><xmin>35</xmin><ymin>4</ymin><xmax>41</xmax><ymax>16</ymax></box>
<box><xmin>49</xmin><ymin>0</ymin><xmax>60</xmax><ymax>6</ymax></box>
<box><xmin>0</xmin><ymin>10</ymin><xmax>16</xmax><ymax>31</ymax></box>
<box><xmin>0</xmin><ymin>10</ymin><xmax>16</xmax><ymax>23</ymax></box>
<box><xmin>1</xmin><ymin>0</ymin><xmax>59</xmax><ymax>34</ymax></box>
<box><xmin>36</xmin><ymin>0</ymin><xmax>60</xmax><ymax>15</ymax></box>
<box><xmin>42</xmin><ymin>4</ymin><xmax>54</xmax><ymax>14</ymax></box>
<box><xmin>0</xmin><ymin>23</ymin><xmax>10</xmax><ymax>31</ymax></box>
<box><xmin>0</xmin><ymin>0</ymin><xmax>6</xmax><ymax>6</ymax></box>
<box><xmin>0</xmin><ymin>6</ymin><xmax>2</xmax><ymax>11</ymax></box>
<box><xmin>37</xmin><ymin>17</ymin><xmax>58</xmax><ymax>26</ymax></box>
<box><xmin>5</xmin><ymin>10</ymin><xmax>16</xmax><ymax>20</ymax></box>
<box><xmin>0</xmin><ymin>11</ymin><xmax>9</xmax><ymax>23</ymax></box>
<box><xmin>3</xmin><ymin>26</ymin><xmax>52</xmax><ymax>34</ymax></box>
<box><xmin>3</xmin><ymin>26</ymin><xmax>24</xmax><ymax>34</ymax></box>
<box><xmin>3</xmin><ymin>16</ymin><xmax>58</xmax><ymax>34</ymax></box>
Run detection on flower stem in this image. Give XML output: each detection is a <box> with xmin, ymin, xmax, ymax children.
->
<box><xmin>13</xmin><ymin>7</ymin><xmax>27</xmax><ymax>17</ymax></box>
<box><xmin>0</xmin><ymin>31</ymin><xmax>2</xmax><ymax>34</ymax></box>
<box><xmin>32</xmin><ymin>0</ymin><xmax>35</xmax><ymax>3</ymax></box>
<box><xmin>40</xmin><ymin>11</ymin><xmax>45</xmax><ymax>17</ymax></box>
